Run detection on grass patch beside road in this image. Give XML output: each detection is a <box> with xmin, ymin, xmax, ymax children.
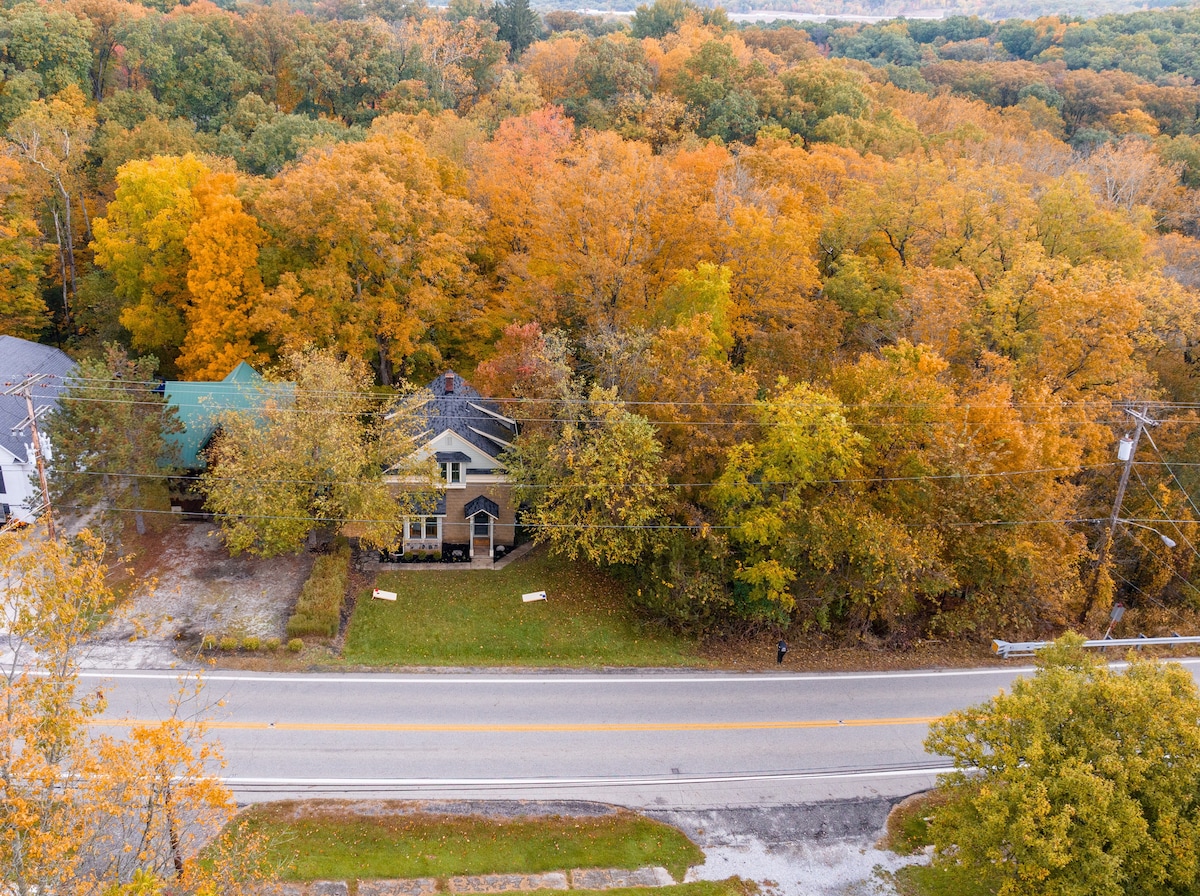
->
<box><xmin>227</xmin><ymin>802</ymin><xmax>704</xmax><ymax>881</ymax></box>
<box><xmin>343</xmin><ymin>548</ymin><xmax>698</xmax><ymax>667</ymax></box>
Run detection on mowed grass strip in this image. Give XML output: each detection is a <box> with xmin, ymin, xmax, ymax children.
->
<box><xmin>226</xmin><ymin>803</ymin><xmax>704</xmax><ymax>881</ymax></box>
<box><xmin>343</xmin><ymin>548</ymin><xmax>698</xmax><ymax>666</ymax></box>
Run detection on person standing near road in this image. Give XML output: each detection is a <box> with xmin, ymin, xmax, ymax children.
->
<box><xmin>776</xmin><ymin>638</ymin><xmax>788</xmax><ymax>664</ymax></box>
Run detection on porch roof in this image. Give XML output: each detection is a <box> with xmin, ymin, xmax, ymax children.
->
<box><xmin>464</xmin><ymin>495</ymin><xmax>500</xmax><ymax>519</ymax></box>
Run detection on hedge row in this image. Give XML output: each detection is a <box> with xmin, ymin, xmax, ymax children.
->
<box><xmin>286</xmin><ymin>541</ymin><xmax>351</xmax><ymax>639</ymax></box>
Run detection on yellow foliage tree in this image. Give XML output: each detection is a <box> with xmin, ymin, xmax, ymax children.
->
<box><xmin>0</xmin><ymin>526</ymin><xmax>262</xmax><ymax>894</ymax></box>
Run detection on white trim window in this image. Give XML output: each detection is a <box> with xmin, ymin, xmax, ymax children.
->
<box><xmin>439</xmin><ymin>461</ymin><xmax>463</xmax><ymax>486</ymax></box>
<box><xmin>406</xmin><ymin>516</ymin><xmax>442</xmax><ymax>540</ymax></box>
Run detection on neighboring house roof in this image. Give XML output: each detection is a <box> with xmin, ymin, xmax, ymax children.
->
<box><xmin>423</xmin><ymin>372</ymin><xmax>518</xmax><ymax>461</ymax></box>
<box><xmin>163</xmin><ymin>363</ymin><xmax>293</xmax><ymax>469</ymax></box>
<box><xmin>0</xmin><ymin>336</ymin><xmax>75</xmax><ymax>463</ymax></box>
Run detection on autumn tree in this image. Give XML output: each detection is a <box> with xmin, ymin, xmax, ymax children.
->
<box><xmin>0</xmin><ymin>155</ymin><xmax>49</xmax><ymax>338</ymax></box>
<box><xmin>90</xmin><ymin>153</ymin><xmax>208</xmax><ymax>361</ymax></box>
<box><xmin>179</xmin><ymin>171</ymin><xmax>270</xmax><ymax>380</ymax></box>
<box><xmin>45</xmin><ymin>345</ymin><xmax>181</xmax><ymax>540</ymax></box>
<box><xmin>91</xmin><ymin>154</ymin><xmax>272</xmax><ymax>377</ymax></box>
<box><xmin>710</xmin><ymin>379</ymin><xmax>865</xmax><ymax>626</ymax></box>
<box><xmin>0</xmin><ymin>525</ymin><xmax>261</xmax><ymax>894</ymax></box>
<box><xmin>201</xmin><ymin>348</ymin><xmax>436</xmax><ymax>556</ymax></box>
<box><xmin>473</xmin><ymin>321</ymin><xmax>575</xmax><ymax>437</ymax></box>
<box><xmin>256</xmin><ymin>122</ymin><xmax>481</xmax><ymax>384</ymax></box>
<box><xmin>926</xmin><ymin>636</ymin><xmax>1200</xmax><ymax>896</ymax></box>
<box><xmin>507</xmin><ymin>384</ymin><xmax>669</xmax><ymax>566</ymax></box>
<box><xmin>5</xmin><ymin>85</ymin><xmax>95</xmax><ymax>330</ymax></box>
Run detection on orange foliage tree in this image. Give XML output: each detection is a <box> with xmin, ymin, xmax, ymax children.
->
<box><xmin>0</xmin><ymin>526</ymin><xmax>264</xmax><ymax>894</ymax></box>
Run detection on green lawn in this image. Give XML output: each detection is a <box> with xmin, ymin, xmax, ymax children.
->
<box><xmin>343</xmin><ymin>547</ymin><xmax>700</xmax><ymax>666</ymax></box>
<box><xmin>224</xmin><ymin>803</ymin><xmax>705</xmax><ymax>882</ymax></box>
<box><xmin>890</xmin><ymin>864</ymin><xmax>998</xmax><ymax>896</ymax></box>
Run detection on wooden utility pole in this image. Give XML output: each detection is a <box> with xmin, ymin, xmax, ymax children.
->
<box><xmin>1079</xmin><ymin>404</ymin><xmax>1157</xmax><ymax>624</ymax></box>
<box><xmin>3</xmin><ymin>375</ymin><xmax>56</xmax><ymax>542</ymax></box>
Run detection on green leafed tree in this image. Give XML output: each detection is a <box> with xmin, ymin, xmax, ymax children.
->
<box><xmin>489</xmin><ymin>0</ymin><xmax>541</xmax><ymax>61</ymax></box>
<box><xmin>507</xmin><ymin>384</ymin><xmax>669</xmax><ymax>566</ymax></box>
<box><xmin>709</xmin><ymin>379</ymin><xmax>866</xmax><ymax>625</ymax></box>
<box><xmin>45</xmin><ymin>345</ymin><xmax>181</xmax><ymax>540</ymax></box>
<box><xmin>925</xmin><ymin>635</ymin><xmax>1200</xmax><ymax>896</ymax></box>
<box><xmin>201</xmin><ymin>347</ymin><xmax>435</xmax><ymax>557</ymax></box>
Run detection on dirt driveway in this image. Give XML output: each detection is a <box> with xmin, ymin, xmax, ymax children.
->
<box><xmin>82</xmin><ymin>521</ymin><xmax>315</xmax><ymax>670</ymax></box>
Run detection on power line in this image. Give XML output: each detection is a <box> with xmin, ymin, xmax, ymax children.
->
<box><xmin>46</xmin><ymin>461</ymin><xmax>1115</xmax><ymax>490</ymax></box>
<box><xmin>1140</xmin><ymin>427</ymin><xmax>1200</xmax><ymax>523</ymax></box>
<box><xmin>54</xmin><ymin>502</ymin><xmax>1136</xmax><ymax>531</ymax></box>
<box><xmin>13</xmin><ymin>371</ymin><xmax>1200</xmax><ymax>413</ymax></box>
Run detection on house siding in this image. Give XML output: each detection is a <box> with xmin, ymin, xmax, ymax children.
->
<box><xmin>441</xmin><ymin>482</ymin><xmax>517</xmax><ymax>547</ymax></box>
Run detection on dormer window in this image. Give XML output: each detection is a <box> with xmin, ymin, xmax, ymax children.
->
<box><xmin>439</xmin><ymin>461</ymin><xmax>463</xmax><ymax>486</ymax></box>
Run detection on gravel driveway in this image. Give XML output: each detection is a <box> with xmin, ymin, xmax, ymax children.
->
<box><xmin>82</xmin><ymin>521</ymin><xmax>314</xmax><ymax>669</ymax></box>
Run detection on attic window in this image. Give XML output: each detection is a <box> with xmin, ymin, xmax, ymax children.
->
<box><xmin>439</xmin><ymin>461</ymin><xmax>463</xmax><ymax>485</ymax></box>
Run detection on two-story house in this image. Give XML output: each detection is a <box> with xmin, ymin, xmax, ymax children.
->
<box><xmin>393</xmin><ymin>371</ymin><xmax>519</xmax><ymax>561</ymax></box>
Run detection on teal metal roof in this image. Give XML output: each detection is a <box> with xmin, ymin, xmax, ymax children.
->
<box><xmin>163</xmin><ymin>364</ymin><xmax>293</xmax><ymax>469</ymax></box>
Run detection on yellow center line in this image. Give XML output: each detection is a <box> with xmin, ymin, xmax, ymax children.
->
<box><xmin>90</xmin><ymin>717</ymin><xmax>938</xmax><ymax>732</ymax></box>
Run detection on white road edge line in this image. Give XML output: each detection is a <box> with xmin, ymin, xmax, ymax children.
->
<box><xmin>222</xmin><ymin>768</ymin><xmax>955</xmax><ymax>788</ymax></box>
<box><xmin>80</xmin><ymin>670</ymin><xmax>1034</xmax><ymax>683</ymax></box>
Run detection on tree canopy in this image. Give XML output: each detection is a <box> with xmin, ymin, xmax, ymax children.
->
<box><xmin>2</xmin><ymin>0</ymin><xmax>1199</xmax><ymax>640</ymax></box>
<box><xmin>926</xmin><ymin>635</ymin><xmax>1200</xmax><ymax>896</ymax></box>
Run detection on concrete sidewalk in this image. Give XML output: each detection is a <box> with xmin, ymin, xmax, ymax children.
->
<box><xmin>256</xmin><ymin>865</ymin><xmax>675</xmax><ymax>895</ymax></box>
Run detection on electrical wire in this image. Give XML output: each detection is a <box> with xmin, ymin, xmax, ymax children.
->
<box><xmin>1140</xmin><ymin>427</ymin><xmax>1200</xmax><ymax>523</ymax></box>
<box><xmin>8</xmin><ymin>371</ymin><xmax>1200</xmax><ymax>412</ymax></box>
<box><xmin>44</xmin><ymin>461</ymin><xmax>1115</xmax><ymax>490</ymax></box>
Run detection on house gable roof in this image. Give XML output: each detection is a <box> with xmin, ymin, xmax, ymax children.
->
<box><xmin>422</xmin><ymin>372</ymin><xmax>517</xmax><ymax>462</ymax></box>
<box><xmin>0</xmin><ymin>336</ymin><xmax>75</xmax><ymax>464</ymax></box>
<box><xmin>163</xmin><ymin>363</ymin><xmax>294</xmax><ymax>469</ymax></box>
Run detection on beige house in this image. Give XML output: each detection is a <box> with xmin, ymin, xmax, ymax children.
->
<box><xmin>392</xmin><ymin>372</ymin><xmax>519</xmax><ymax>561</ymax></box>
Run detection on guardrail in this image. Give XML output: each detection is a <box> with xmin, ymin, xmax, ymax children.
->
<box><xmin>992</xmin><ymin>635</ymin><xmax>1200</xmax><ymax>659</ymax></box>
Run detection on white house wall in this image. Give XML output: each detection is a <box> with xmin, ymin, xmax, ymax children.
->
<box><xmin>0</xmin><ymin>443</ymin><xmax>38</xmax><ymax>523</ymax></box>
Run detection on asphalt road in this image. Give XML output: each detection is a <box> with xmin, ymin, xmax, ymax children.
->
<box><xmin>83</xmin><ymin>661</ymin><xmax>1200</xmax><ymax>808</ymax></box>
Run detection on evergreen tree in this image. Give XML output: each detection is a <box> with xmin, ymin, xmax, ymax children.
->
<box><xmin>45</xmin><ymin>345</ymin><xmax>181</xmax><ymax>539</ymax></box>
<box><xmin>489</xmin><ymin>0</ymin><xmax>541</xmax><ymax>61</ymax></box>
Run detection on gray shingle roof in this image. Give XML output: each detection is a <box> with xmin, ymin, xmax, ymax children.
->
<box><xmin>0</xmin><ymin>336</ymin><xmax>75</xmax><ymax>462</ymax></box>
<box><xmin>464</xmin><ymin>494</ymin><xmax>500</xmax><ymax>519</ymax></box>
<box><xmin>423</xmin><ymin>372</ymin><xmax>517</xmax><ymax>460</ymax></box>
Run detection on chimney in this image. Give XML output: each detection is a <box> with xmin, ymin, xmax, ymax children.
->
<box><xmin>444</xmin><ymin>372</ymin><xmax>455</xmax><ymax>393</ymax></box>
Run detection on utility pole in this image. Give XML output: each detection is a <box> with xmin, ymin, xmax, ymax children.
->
<box><xmin>3</xmin><ymin>374</ymin><xmax>57</xmax><ymax>542</ymax></box>
<box><xmin>1079</xmin><ymin>404</ymin><xmax>1157</xmax><ymax>624</ymax></box>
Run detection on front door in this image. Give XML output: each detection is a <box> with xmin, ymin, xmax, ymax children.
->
<box><xmin>471</xmin><ymin>512</ymin><xmax>492</xmax><ymax>559</ymax></box>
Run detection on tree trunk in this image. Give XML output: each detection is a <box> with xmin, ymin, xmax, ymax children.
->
<box><xmin>79</xmin><ymin>191</ymin><xmax>92</xmax><ymax>243</ymax></box>
<box><xmin>376</xmin><ymin>331</ymin><xmax>393</xmax><ymax>386</ymax></box>
<box><xmin>131</xmin><ymin>477</ymin><xmax>146</xmax><ymax>537</ymax></box>
<box><xmin>60</xmin><ymin>188</ymin><xmax>77</xmax><ymax>319</ymax></box>
<box><xmin>51</xmin><ymin>206</ymin><xmax>71</xmax><ymax>329</ymax></box>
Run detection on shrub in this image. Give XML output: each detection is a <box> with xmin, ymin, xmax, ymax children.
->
<box><xmin>218</xmin><ymin>636</ymin><xmax>239</xmax><ymax>651</ymax></box>
<box><xmin>241</xmin><ymin>636</ymin><xmax>261</xmax><ymax>652</ymax></box>
<box><xmin>201</xmin><ymin>634</ymin><xmax>217</xmax><ymax>651</ymax></box>
<box><xmin>286</xmin><ymin>541</ymin><xmax>351</xmax><ymax>639</ymax></box>
<box><xmin>287</xmin><ymin>638</ymin><xmax>304</xmax><ymax>653</ymax></box>
<box><xmin>264</xmin><ymin>637</ymin><xmax>281</xmax><ymax>651</ymax></box>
